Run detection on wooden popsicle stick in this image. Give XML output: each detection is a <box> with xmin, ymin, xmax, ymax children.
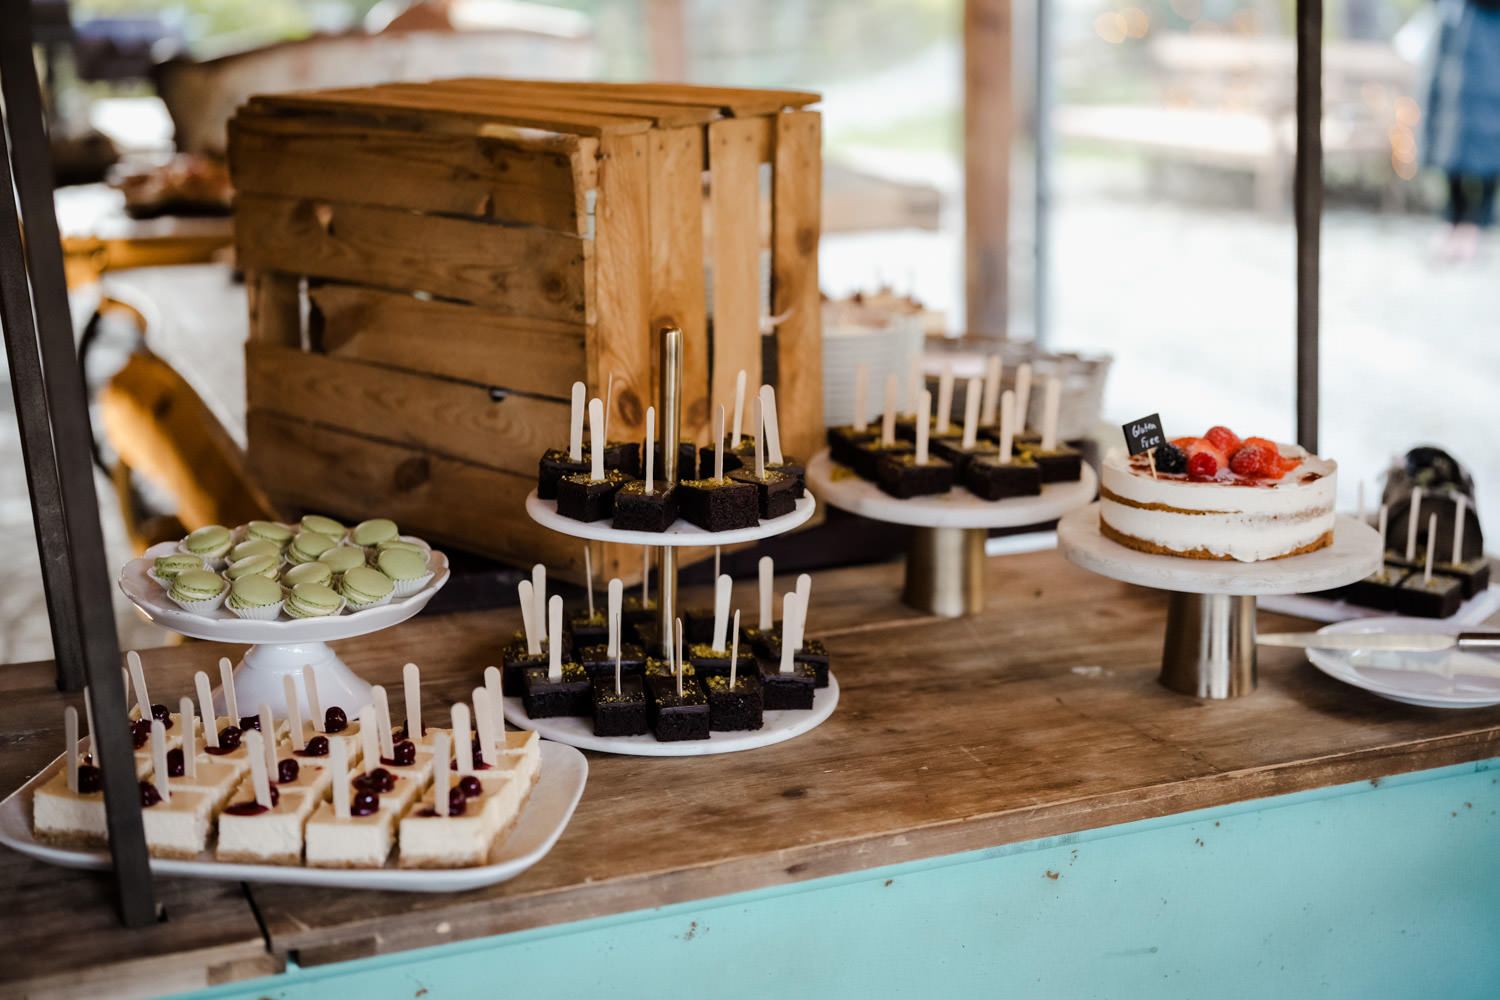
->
<box><xmin>1040</xmin><ymin>375</ymin><xmax>1061</xmax><ymax>451</ymax></box>
<box><xmin>906</xmin><ymin>354</ymin><xmax>923</xmax><ymax>417</ymax></box>
<box><xmin>568</xmin><ymin>381</ymin><xmax>585</xmax><ymax>462</ymax></box>
<box><xmin>915</xmin><ymin>390</ymin><xmax>932</xmax><ymax>465</ymax></box>
<box><xmin>882</xmin><ymin>374</ymin><xmax>898</xmax><ymax>447</ymax></box>
<box><xmin>935</xmin><ymin>364</ymin><xmax>954</xmax><ymax>435</ymax></box>
<box><xmin>714</xmin><ymin>546</ymin><xmax>721</xmax><ymax>585</ymax></box>
<box><xmin>246</xmin><ymin>731</ymin><xmax>272</xmax><ymax>808</ymax></box>
<box><xmin>1356</xmin><ymin>481</ymin><xmax>1366</xmax><ymax>524</ymax></box>
<box><xmin>219</xmin><ymin>657</ymin><xmax>238</xmax><ymax>720</ymax></box>
<box><xmin>1406</xmin><ymin>487</ymin><xmax>1423</xmax><ymax>563</ymax></box>
<box><xmin>548</xmin><ymin>595</ymin><xmax>564</xmax><ymax>680</ymax></box>
<box><xmin>607</xmin><ymin>578</ymin><xmax>623</xmax><ymax>658</ymax></box>
<box><xmin>359</xmin><ymin>706</ymin><xmax>380</xmax><ymax>773</ymax></box>
<box><xmin>760</xmin><ymin>385</ymin><xmax>784</xmax><ymax>465</ymax></box>
<box><xmin>518</xmin><ymin>579</ymin><xmax>539</xmax><ymax>656</ymax></box>
<box><xmin>179</xmin><ymin>697</ymin><xmax>198</xmax><ymax>779</ymax></box>
<box><xmin>645</xmin><ymin>406</ymin><xmax>656</xmax><ymax>494</ymax></box>
<box><xmin>759</xmin><ymin>555</ymin><xmax>774</xmax><ymax>630</ymax></box>
<box><xmin>615</xmin><ymin>642</ymin><xmax>623</xmax><ymax>696</ymax></box>
<box><xmin>641</xmin><ymin>548</ymin><xmax>651</xmax><ymax>608</ymax></box>
<box><xmin>83</xmin><ymin>688</ymin><xmax>98</xmax><ymax>761</ymax></box>
<box><xmin>980</xmin><ymin>355</ymin><xmax>1002</xmax><ymax>426</ymax></box>
<box><xmin>1378</xmin><ymin>504</ymin><xmax>1388</xmax><ymax>551</ymax></box>
<box><xmin>532</xmin><ymin>564</ymin><xmax>547</xmax><ymax>643</ymax></box>
<box><xmin>961</xmin><ymin>377</ymin><xmax>981</xmax><ymax>450</ymax></box>
<box><xmin>1453</xmin><ymin>495</ymin><xmax>1468</xmax><ymax>564</ymax></box>
<box><xmin>584</xmin><ymin>544</ymin><xmax>595</xmax><ymax>620</ymax></box>
<box><xmin>788</xmin><ymin>589</ymin><xmax>807</xmax><ymax>661</ymax></box>
<box><xmin>676</xmin><ymin>619</ymin><xmax>685</xmax><ymax>698</ymax></box>
<box><xmin>434</xmin><ymin>732</ymin><xmax>451</xmax><ymax>817</ymax></box>
<box><xmin>257</xmin><ymin>705</ymin><xmax>276</xmax><ymax>778</ymax></box>
<box><xmin>1014</xmin><ymin>363</ymin><xmax>1033</xmax><ymax>433</ymax></box>
<box><xmin>1425</xmin><ymin>513</ymin><xmax>1437</xmax><ymax>585</ymax></box>
<box><xmin>731</xmin><ymin>369</ymin><xmax>747</xmax><ymax>447</ymax></box>
<box><xmin>484</xmin><ymin>666</ymin><xmax>503</xmax><ymax>738</ymax></box>
<box><xmin>753</xmin><ymin>397</ymin><xmax>766</xmax><ymax>479</ymax></box>
<box><xmin>998</xmin><ymin>390</ymin><xmax>1015</xmax><ymax>466</ymax></box>
<box><xmin>712</xmin><ymin>574</ymin><xmax>732</xmax><ymax>652</ymax></box>
<box><xmin>852</xmin><ymin>363</ymin><xmax>869</xmax><ymax>433</ymax></box>
<box><xmin>127</xmin><ymin>651</ymin><xmax>150</xmax><ymax>720</ymax></box>
<box><xmin>730</xmin><ymin>610</ymin><xmax>741</xmax><ymax>688</ymax></box>
<box><xmin>331</xmin><ymin>739</ymin><xmax>351</xmax><ymax>820</ymax></box>
<box><xmin>452</xmin><ymin>704</ymin><xmax>473</xmax><ymax>776</ymax></box>
<box><xmin>778</xmin><ymin>593</ymin><xmax>799</xmax><ymax>674</ymax></box>
<box><xmin>120</xmin><ymin>668</ymin><xmax>130</xmax><ymax>714</ymax></box>
<box><xmin>151</xmin><ymin>720</ymin><xmax>170</xmax><ymax>803</ymax></box>
<box><xmin>713</xmin><ymin>405</ymin><xmax>727</xmax><ymax>480</ymax></box>
<box><xmin>305</xmin><ymin>668</ymin><xmax>324</xmax><ymax>733</ymax></box>
<box><xmin>589</xmin><ymin>397</ymin><xmax>605</xmax><ymax>481</ymax></box>
<box><xmin>473</xmin><ymin>688</ymin><xmax>498</xmax><ymax>767</ymax></box>
<box><xmin>795</xmin><ymin>573</ymin><xmax>812</xmax><ymax>650</ymax></box>
<box><xmin>603</xmin><ymin>372</ymin><xmax>616</xmax><ymax>444</ymax></box>
<box><xmin>404</xmin><ymin>662</ymin><xmax>423</xmax><ymax>739</ymax></box>
<box><xmin>284</xmin><ymin>675</ymin><xmax>305</xmax><ymax>751</ymax></box>
<box><xmin>372</xmin><ymin>685</ymin><xmax>395</xmax><ymax>758</ymax></box>
<box><xmin>64</xmin><ymin>706</ymin><xmax>78</xmax><ymax>793</ymax></box>
<box><xmin>196</xmin><ymin>672</ymin><xmax>219</xmax><ymax>748</ymax></box>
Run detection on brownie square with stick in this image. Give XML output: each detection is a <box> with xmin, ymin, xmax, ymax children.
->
<box><xmin>757</xmin><ymin>658</ymin><xmax>816</xmax><ymax>710</ymax></box>
<box><xmin>876</xmin><ymin>453</ymin><xmax>954</xmax><ymax>499</ymax></box>
<box><xmin>613</xmin><ymin>482</ymin><xmax>678</xmax><ymax>532</ymax></box>
<box><xmin>592</xmin><ymin>676</ymin><xmax>649</xmax><ymax>737</ymax></box>
<box><xmin>575</xmin><ymin>642</ymin><xmax>647</xmax><ymax>683</ymax></box>
<box><xmin>555</xmin><ymin>469</ymin><xmax>631</xmax><ymax>523</ymax></box>
<box><xmin>704</xmin><ymin>674</ymin><xmax>764</xmax><ymax>731</ymax></box>
<box><xmin>537</xmin><ymin>449</ymin><xmax>589</xmax><ymax>500</ymax></box>
<box><xmin>728</xmin><ymin>468</ymin><xmax>798</xmax><ymax>519</ymax></box>
<box><xmin>753</xmin><ymin>635</ymin><xmax>831</xmax><ymax>688</ymax></box>
<box><xmin>521</xmin><ymin>662</ymin><xmax>592</xmax><ymax>718</ymax></box>
<box><xmin>677</xmin><ymin>477</ymin><xmax>759</xmax><ymax>532</ymax></box>
<box><xmin>646</xmin><ymin>674</ymin><xmax>710</xmax><ymax>741</ymax></box>
<box><xmin>964</xmin><ymin>453</ymin><xmax>1043</xmax><ymax>501</ymax></box>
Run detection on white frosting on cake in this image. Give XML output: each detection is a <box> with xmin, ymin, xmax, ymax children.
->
<box><xmin>1099</xmin><ymin>445</ymin><xmax>1337</xmax><ymax>562</ymax></box>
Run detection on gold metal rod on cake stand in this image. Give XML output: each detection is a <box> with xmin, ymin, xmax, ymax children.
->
<box><xmin>657</xmin><ymin>327</ymin><xmax>684</xmax><ymax>660</ymax></box>
<box><xmin>1158</xmin><ymin>592</ymin><xmax>1257</xmax><ymax>698</ymax></box>
<box><xmin>903</xmin><ymin>526</ymin><xmax>986</xmax><ymax>617</ymax></box>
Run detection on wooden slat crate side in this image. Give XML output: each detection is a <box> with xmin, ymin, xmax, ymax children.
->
<box><xmin>771</xmin><ymin>110</ymin><xmax>825</xmax><ymax>462</ymax></box>
<box><xmin>414</xmin><ymin>79</ymin><xmax>723</xmax><ymax>130</ymax></box>
<box><xmin>234</xmin><ymin>193</ymin><xmax>590</xmax><ymax>323</ymax></box>
<box><xmin>707</xmin><ymin>117</ymin><xmax>764</xmax><ymax>429</ymax></box>
<box><xmin>590</xmin><ymin>132</ymin><xmax>652</xmax><ymax>451</ymax></box>
<box><xmin>309</xmin><ymin>284</ymin><xmax>587</xmax><ymax>399</ymax></box>
<box><xmin>246</xmin><ymin>410</ymin><xmax>590</xmax><ymax>577</ymax></box>
<box><xmin>252</xmin><ymin>87</ymin><xmax>654</xmax><ymax>137</ymax></box>
<box><xmin>647</xmin><ymin>126</ymin><xmax>711</xmax><ymax>443</ymax></box>
<box><xmin>446</xmin><ymin>79</ymin><xmax>822</xmax><ymax>117</ymax></box>
<box><xmin>245</xmin><ymin>270</ymin><xmax>301</xmax><ymax>346</ymax></box>
<box><xmin>230</xmin><ymin>112</ymin><xmax>590</xmax><ymax>235</ymax></box>
<box><xmin>245</xmin><ymin>344</ymin><xmax>566</xmax><ymax>477</ymax></box>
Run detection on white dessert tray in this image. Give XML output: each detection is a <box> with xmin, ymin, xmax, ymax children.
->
<box><xmin>1058</xmin><ymin>505</ymin><xmax>1382</xmax><ymax>596</ymax></box>
<box><xmin>1302</xmin><ymin>617</ymin><xmax>1500</xmax><ymax>708</ymax></box>
<box><xmin>120</xmin><ymin>540</ymin><xmax>450</xmax><ymax>642</ymax></box>
<box><xmin>0</xmin><ymin>741</ymin><xmax>587</xmax><ymax>892</ymax></box>
<box><xmin>525</xmin><ymin>491</ymin><xmax>815</xmax><ymax>546</ymax></box>
<box><xmin>503</xmin><ymin>672</ymin><xmax>839</xmax><ymax>756</ymax></box>
<box><xmin>1259</xmin><ymin>583</ymin><xmax>1500</xmax><ymax>626</ymax></box>
<box><xmin>806</xmin><ymin>450</ymin><xmax>1098</xmax><ymax>529</ymax></box>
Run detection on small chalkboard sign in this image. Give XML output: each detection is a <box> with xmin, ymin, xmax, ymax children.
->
<box><xmin>1123</xmin><ymin>414</ymin><xmax>1165</xmax><ymax>456</ymax></box>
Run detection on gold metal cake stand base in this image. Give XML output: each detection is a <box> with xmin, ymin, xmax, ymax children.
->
<box><xmin>902</xmin><ymin>526</ymin><xmax>987</xmax><ymax>618</ymax></box>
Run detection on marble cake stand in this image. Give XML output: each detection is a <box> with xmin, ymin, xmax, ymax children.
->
<box><xmin>806</xmin><ymin>449</ymin><xmax>1098</xmax><ymax>617</ymax></box>
<box><xmin>118</xmin><ymin>541</ymin><xmax>450</xmax><ymax>719</ymax></box>
<box><xmin>1057</xmin><ymin>504</ymin><xmax>1381</xmax><ymax>698</ymax></box>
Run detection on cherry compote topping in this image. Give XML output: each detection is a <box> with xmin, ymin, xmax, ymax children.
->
<box><xmin>323</xmin><ymin>707</ymin><xmax>348</xmax><ymax>733</ymax></box>
<box><xmin>295</xmin><ymin>735</ymin><xmax>330</xmax><ymax>757</ymax></box>
<box><xmin>277</xmin><ymin>759</ymin><xmax>299</xmax><ymax>784</ymax></box>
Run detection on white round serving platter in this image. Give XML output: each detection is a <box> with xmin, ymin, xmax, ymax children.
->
<box><xmin>1057</xmin><ymin>504</ymin><xmax>1381</xmax><ymax>596</ymax></box>
<box><xmin>502</xmin><ymin>672</ymin><xmax>839</xmax><ymax>756</ymax></box>
<box><xmin>806</xmin><ymin>450</ymin><xmax>1097</xmax><ymax>529</ymax></box>
<box><xmin>119</xmin><ymin>540</ymin><xmax>449</xmax><ymax>643</ymax></box>
<box><xmin>0</xmin><ymin>741</ymin><xmax>587</xmax><ymax>892</ymax></box>
<box><xmin>525</xmin><ymin>491</ymin><xmax>816</xmax><ymax>546</ymax></box>
<box><xmin>1303</xmin><ymin>617</ymin><xmax>1500</xmax><ymax>709</ymax></box>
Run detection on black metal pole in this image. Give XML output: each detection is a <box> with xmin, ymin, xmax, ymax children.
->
<box><xmin>0</xmin><ymin>2</ymin><xmax>157</xmax><ymax>927</ymax></box>
<box><xmin>1294</xmin><ymin>0</ymin><xmax>1322</xmax><ymax>453</ymax></box>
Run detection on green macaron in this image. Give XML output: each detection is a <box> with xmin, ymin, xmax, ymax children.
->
<box><xmin>169</xmin><ymin>569</ymin><xmax>227</xmax><ymax>604</ymax></box>
<box><xmin>281</xmin><ymin>562</ymin><xmax>333</xmax><ymax>588</ymax></box>
<box><xmin>340</xmin><ymin>566</ymin><xmax>395</xmax><ymax>606</ymax></box>
<box><xmin>225</xmin><ymin>553</ymin><xmax>279</xmax><ymax>581</ymax></box>
<box><xmin>153</xmin><ymin>553</ymin><xmax>204</xmax><ymax>581</ymax></box>
<box><xmin>244</xmin><ymin>520</ymin><xmax>294</xmax><ymax>547</ymax></box>
<box><xmin>227</xmin><ymin>574</ymin><xmax>283</xmax><ymax>611</ymax></box>
<box><xmin>300</xmin><ymin>515</ymin><xmax>346</xmax><ymax>539</ymax></box>
<box><xmin>288</xmin><ymin>530</ymin><xmax>339</xmax><ymax>564</ymax></box>
<box><xmin>376</xmin><ymin>547</ymin><xmax>429</xmax><ymax>583</ymax></box>
<box><xmin>230</xmin><ymin>538</ymin><xmax>281</xmax><ymax>563</ymax></box>
<box><xmin>285</xmin><ymin>582</ymin><xmax>342</xmax><ymax>618</ymax></box>
<box><xmin>182</xmin><ymin>525</ymin><xmax>232</xmax><ymax>559</ymax></box>
<box><xmin>351</xmin><ymin>518</ymin><xmax>399</xmax><ymax>548</ymax></box>
<box><xmin>318</xmin><ymin>546</ymin><xmax>366</xmax><ymax>575</ymax></box>
<box><xmin>376</xmin><ymin>539</ymin><xmax>427</xmax><ymax>558</ymax></box>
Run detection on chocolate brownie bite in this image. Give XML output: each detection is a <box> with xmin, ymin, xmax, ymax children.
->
<box><xmin>852</xmin><ymin>439</ymin><xmax>913</xmax><ymax>480</ymax></box>
<box><xmin>521</xmin><ymin>662</ymin><xmax>592</xmax><ymax>718</ymax></box>
<box><xmin>537</xmin><ymin>449</ymin><xmax>589</xmax><ymax>500</ymax></box>
<box><xmin>757</xmin><ymin>658</ymin><xmax>816</xmax><ymax>711</ymax></box>
<box><xmin>1020</xmin><ymin>442</ymin><xmax>1083</xmax><ymax>483</ymax></box>
<box><xmin>876</xmin><ymin>452</ymin><xmax>955</xmax><ymax>499</ymax></box>
<box><xmin>592</xmin><ymin>676</ymin><xmax>649</xmax><ymax>737</ymax></box>
<box><xmin>677</xmin><ymin>477</ymin><xmax>759</xmax><ymax>532</ymax></box>
<box><xmin>1339</xmin><ymin>564</ymin><xmax>1408</xmax><ymax>611</ymax></box>
<box><xmin>766</xmin><ymin>458</ymin><xmax>806</xmax><ymax>499</ymax></box>
<box><xmin>575</xmin><ymin>642</ymin><xmax>647</xmax><ymax>683</ymax></box>
<box><xmin>501</xmin><ymin>634</ymin><xmax>565</xmax><ymax>692</ymax></box>
<box><xmin>727</xmin><ymin>467</ymin><xmax>798</xmax><ymax>519</ymax></box>
<box><xmin>704</xmin><ymin>674</ymin><xmax>764</xmax><ymax>731</ymax></box>
<box><xmin>646</xmin><ymin>674</ymin><xmax>710</xmax><ymax>741</ymax></box>
<box><xmin>964</xmin><ymin>453</ymin><xmax>1043</xmax><ymax>500</ymax></box>
<box><xmin>555</xmin><ymin>469</ymin><xmax>631</xmax><ymax>522</ymax></box>
<box><xmin>1436</xmin><ymin>557</ymin><xmax>1491</xmax><ymax>599</ymax></box>
<box><xmin>613</xmin><ymin>481</ymin><xmax>678</xmax><ymax>532</ymax></box>
<box><xmin>1395</xmin><ymin>574</ymin><xmax>1464</xmax><ymax>618</ymax></box>
<box><xmin>698</xmin><ymin>439</ymin><xmax>747</xmax><ymax>479</ymax></box>
<box><xmin>827</xmin><ymin>425</ymin><xmax>879</xmax><ymax>468</ymax></box>
<box><xmin>569</xmin><ymin>610</ymin><xmax>608</xmax><ymax>647</ymax></box>
<box><xmin>753</xmin><ymin>633</ymin><xmax>831</xmax><ymax>688</ymax></box>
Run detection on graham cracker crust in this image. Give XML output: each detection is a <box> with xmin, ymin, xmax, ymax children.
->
<box><xmin>1099</xmin><ymin>517</ymin><xmax>1334</xmax><ymax>561</ymax></box>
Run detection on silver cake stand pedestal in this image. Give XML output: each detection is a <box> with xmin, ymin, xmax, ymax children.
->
<box><xmin>1057</xmin><ymin>504</ymin><xmax>1381</xmax><ymax>698</ymax></box>
<box><xmin>806</xmin><ymin>450</ymin><xmax>1098</xmax><ymax>617</ymax></box>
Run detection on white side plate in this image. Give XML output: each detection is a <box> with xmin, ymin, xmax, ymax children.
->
<box><xmin>504</xmin><ymin>673</ymin><xmax>839</xmax><ymax>756</ymax></box>
<box><xmin>1304</xmin><ymin>617</ymin><xmax>1500</xmax><ymax>709</ymax></box>
<box><xmin>0</xmin><ymin>742</ymin><xmax>587</xmax><ymax>892</ymax></box>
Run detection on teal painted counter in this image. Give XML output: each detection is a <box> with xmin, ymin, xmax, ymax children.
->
<box><xmin>174</xmin><ymin>757</ymin><xmax>1500</xmax><ymax>1000</ymax></box>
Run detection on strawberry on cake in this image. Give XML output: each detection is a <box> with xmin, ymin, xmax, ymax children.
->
<box><xmin>1099</xmin><ymin>425</ymin><xmax>1337</xmax><ymax>562</ymax></box>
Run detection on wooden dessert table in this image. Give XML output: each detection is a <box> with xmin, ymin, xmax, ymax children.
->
<box><xmin>4</xmin><ymin>549</ymin><xmax>1500</xmax><ymax>999</ymax></box>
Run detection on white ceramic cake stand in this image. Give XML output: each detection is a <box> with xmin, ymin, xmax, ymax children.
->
<box><xmin>806</xmin><ymin>449</ymin><xmax>1099</xmax><ymax>617</ymax></box>
<box><xmin>525</xmin><ymin>491</ymin><xmax>816</xmax><ymax>547</ymax></box>
<box><xmin>1057</xmin><ymin>504</ymin><xmax>1381</xmax><ymax>698</ymax></box>
<box><xmin>118</xmin><ymin>541</ymin><xmax>450</xmax><ymax>719</ymax></box>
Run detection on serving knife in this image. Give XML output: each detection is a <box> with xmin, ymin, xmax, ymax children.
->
<box><xmin>1258</xmin><ymin>631</ymin><xmax>1500</xmax><ymax>653</ymax></box>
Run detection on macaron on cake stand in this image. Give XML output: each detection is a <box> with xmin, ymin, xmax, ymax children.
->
<box><xmin>117</xmin><ymin>536</ymin><xmax>449</xmax><ymax>721</ymax></box>
<box><xmin>807</xmin><ymin>367</ymin><xmax>1096</xmax><ymax>617</ymax></box>
<box><xmin>522</xmin><ymin>327</ymin><xmax>830</xmax><ymax>755</ymax></box>
<box><xmin>1058</xmin><ymin>505</ymin><xmax>1380</xmax><ymax>698</ymax></box>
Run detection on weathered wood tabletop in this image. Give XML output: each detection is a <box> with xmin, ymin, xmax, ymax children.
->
<box><xmin>5</xmin><ymin>549</ymin><xmax>1500</xmax><ymax>997</ymax></box>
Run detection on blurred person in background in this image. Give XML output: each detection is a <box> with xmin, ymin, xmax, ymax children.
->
<box><xmin>1424</xmin><ymin>0</ymin><xmax>1500</xmax><ymax>261</ymax></box>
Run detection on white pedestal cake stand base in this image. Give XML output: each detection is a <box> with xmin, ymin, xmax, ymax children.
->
<box><xmin>806</xmin><ymin>450</ymin><xmax>1098</xmax><ymax>617</ymax></box>
<box><xmin>1057</xmin><ymin>505</ymin><xmax>1381</xmax><ymax>698</ymax></box>
<box><xmin>118</xmin><ymin>541</ymin><xmax>450</xmax><ymax>718</ymax></box>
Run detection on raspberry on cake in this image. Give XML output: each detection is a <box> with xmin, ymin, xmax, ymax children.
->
<box><xmin>1100</xmin><ymin>425</ymin><xmax>1337</xmax><ymax>562</ymax></box>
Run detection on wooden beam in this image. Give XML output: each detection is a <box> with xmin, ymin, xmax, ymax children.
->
<box><xmin>965</xmin><ymin>0</ymin><xmax>1012</xmax><ymax>338</ymax></box>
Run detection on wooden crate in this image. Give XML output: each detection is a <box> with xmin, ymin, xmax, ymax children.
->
<box><xmin>229</xmin><ymin>80</ymin><xmax>823</xmax><ymax>583</ymax></box>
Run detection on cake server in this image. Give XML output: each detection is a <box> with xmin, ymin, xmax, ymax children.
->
<box><xmin>1258</xmin><ymin>631</ymin><xmax>1500</xmax><ymax>653</ymax></box>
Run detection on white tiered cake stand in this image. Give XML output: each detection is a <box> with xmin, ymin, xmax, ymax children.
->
<box><xmin>806</xmin><ymin>449</ymin><xmax>1098</xmax><ymax>617</ymax></box>
<box><xmin>1058</xmin><ymin>504</ymin><xmax>1381</xmax><ymax>698</ymax></box>
<box><xmin>118</xmin><ymin>540</ymin><xmax>449</xmax><ymax>718</ymax></box>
